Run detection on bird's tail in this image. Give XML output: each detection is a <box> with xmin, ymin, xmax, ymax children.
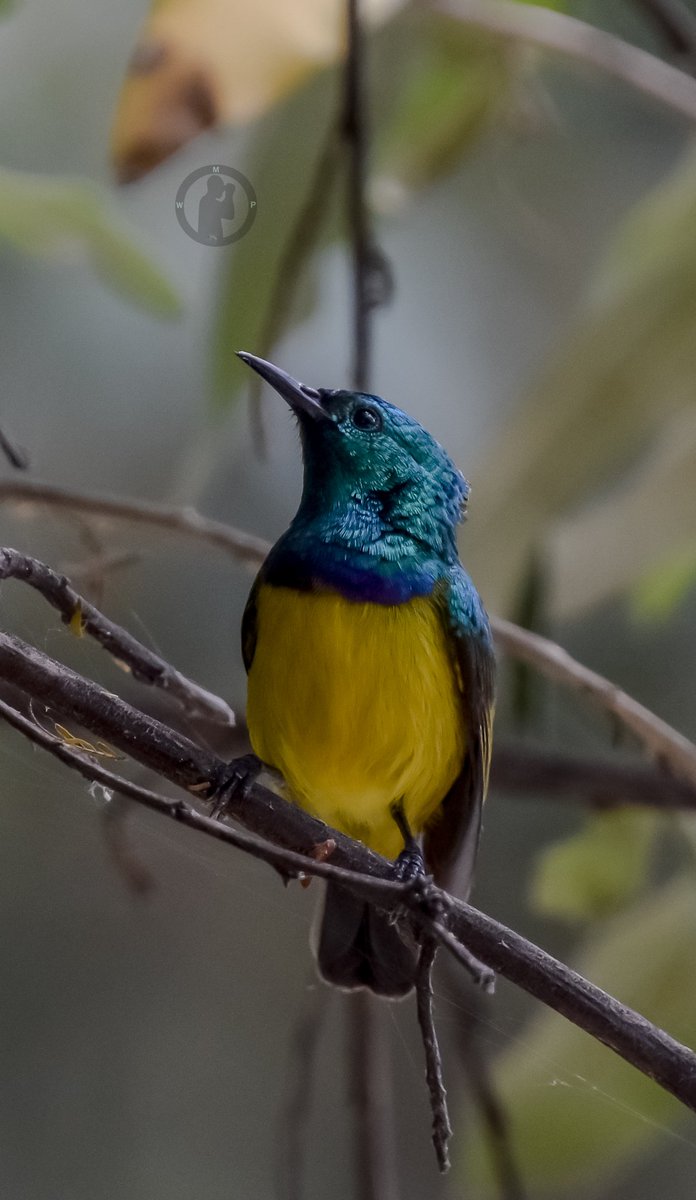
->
<box><xmin>316</xmin><ymin>881</ymin><xmax>417</xmax><ymax>998</ymax></box>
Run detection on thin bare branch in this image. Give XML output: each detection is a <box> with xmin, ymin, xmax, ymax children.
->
<box><xmin>492</xmin><ymin>616</ymin><xmax>696</xmax><ymax>790</ymax></box>
<box><xmin>0</xmin><ymin>547</ymin><xmax>234</xmax><ymax>727</ymax></box>
<box><xmin>416</xmin><ymin>939</ymin><xmax>452</xmax><ymax>1173</ymax></box>
<box><xmin>437</xmin><ymin>0</ymin><xmax>696</xmax><ymax>122</ymax></box>
<box><xmin>429</xmin><ymin>920</ymin><xmax>496</xmax><ymax>994</ymax></box>
<box><xmin>342</xmin><ymin>0</ymin><xmax>393</xmax><ymax>392</ymax></box>
<box><xmin>344</xmin><ymin>0</ymin><xmax>370</xmax><ymax>391</ymax></box>
<box><xmin>2</xmin><ymin>649</ymin><xmax>696</xmax><ymax>1116</ymax></box>
<box><xmin>0</xmin><ymin>479</ymin><xmax>269</xmax><ymax>566</ymax></box>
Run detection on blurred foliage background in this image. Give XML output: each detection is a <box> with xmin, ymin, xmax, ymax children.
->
<box><xmin>1</xmin><ymin>1</ymin><xmax>696</xmax><ymax>1197</ymax></box>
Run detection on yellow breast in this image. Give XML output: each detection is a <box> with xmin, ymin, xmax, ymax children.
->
<box><xmin>246</xmin><ymin>584</ymin><xmax>466</xmax><ymax>860</ymax></box>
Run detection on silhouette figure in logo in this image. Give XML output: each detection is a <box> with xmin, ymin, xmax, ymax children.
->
<box><xmin>197</xmin><ymin>175</ymin><xmax>236</xmax><ymax>243</ymax></box>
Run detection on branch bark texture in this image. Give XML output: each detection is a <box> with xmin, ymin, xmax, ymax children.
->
<box><xmin>0</xmin><ymin>632</ymin><xmax>695</xmax><ymax>1116</ymax></box>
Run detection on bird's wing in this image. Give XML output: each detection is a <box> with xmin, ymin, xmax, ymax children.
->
<box><xmin>424</xmin><ymin>570</ymin><xmax>495</xmax><ymax>896</ymax></box>
<box><xmin>241</xmin><ymin>573</ymin><xmax>262</xmax><ymax>673</ymax></box>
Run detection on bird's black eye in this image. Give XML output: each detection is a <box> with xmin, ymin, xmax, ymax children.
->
<box><xmin>351</xmin><ymin>405</ymin><xmax>382</xmax><ymax>432</ymax></box>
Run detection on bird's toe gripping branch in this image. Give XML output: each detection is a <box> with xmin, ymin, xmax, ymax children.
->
<box><xmin>389</xmin><ymin>799</ymin><xmax>427</xmax><ymax>883</ymax></box>
<box><xmin>209</xmin><ymin>753</ymin><xmax>263</xmax><ymax>821</ymax></box>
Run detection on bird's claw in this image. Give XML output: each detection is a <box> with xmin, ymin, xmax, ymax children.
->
<box><xmin>210</xmin><ymin>753</ymin><xmax>262</xmax><ymax>821</ymax></box>
<box><xmin>393</xmin><ymin>845</ymin><xmax>426</xmax><ymax>883</ymax></box>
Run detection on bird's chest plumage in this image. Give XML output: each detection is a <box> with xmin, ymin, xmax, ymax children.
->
<box><xmin>246</xmin><ymin>583</ymin><xmax>466</xmax><ymax>859</ymax></box>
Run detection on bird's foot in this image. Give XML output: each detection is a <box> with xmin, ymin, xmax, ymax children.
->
<box><xmin>390</xmin><ymin>799</ymin><xmax>427</xmax><ymax>883</ymax></box>
<box><xmin>393</xmin><ymin>844</ymin><xmax>426</xmax><ymax>883</ymax></box>
<box><xmin>209</xmin><ymin>753</ymin><xmax>262</xmax><ymax>821</ymax></box>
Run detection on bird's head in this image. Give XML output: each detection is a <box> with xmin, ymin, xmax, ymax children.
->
<box><xmin>238</xmin><ymin>352</ymin><xmax>469</xmax><ymax>562</ymax></box>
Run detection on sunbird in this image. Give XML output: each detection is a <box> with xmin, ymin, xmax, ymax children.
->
<box><xmin>237</xmin><ymin>353</ymin><xmax>495</xmax><ymax>997</ymax></box>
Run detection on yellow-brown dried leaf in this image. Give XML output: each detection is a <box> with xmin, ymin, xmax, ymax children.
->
<box><xmin>111</xmin><ymin>0</ymin><xmax>400</xmax><ymax>182</ymax></box>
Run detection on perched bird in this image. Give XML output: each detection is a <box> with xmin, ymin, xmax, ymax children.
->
<box><xmin>237</xmin><ymin>352</ymin><xmax>495</xmax><ymax>997</ymax></box>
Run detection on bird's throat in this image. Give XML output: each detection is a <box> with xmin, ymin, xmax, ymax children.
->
<box><xmin>264</xmin><ymin>536</ymin><xmax>439</xmax><ymax>605</ymax></box>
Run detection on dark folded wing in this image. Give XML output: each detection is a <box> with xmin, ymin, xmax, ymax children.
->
<box><xmin>241</xmin><ymin>573</ymin><xmax>262</xmax><ymax>673</ymax></box>
<box><xmin>424</xmin><ymin>573</ymin><xmax>495</xmax><ymax>896</ymax></box>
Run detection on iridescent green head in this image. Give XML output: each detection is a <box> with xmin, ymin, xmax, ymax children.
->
<box><xmin>239</xmin><ymin>353</ymin><xmax>469</xmax><ymax>571</ymax></box>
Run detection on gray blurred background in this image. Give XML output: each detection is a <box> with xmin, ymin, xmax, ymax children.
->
<box><xmin>1</xmin><ymin>1</ymin><xmax>696</xmax><ymax>1197</ymax></box>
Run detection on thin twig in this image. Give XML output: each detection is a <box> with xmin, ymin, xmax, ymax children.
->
<box><xmin>276</xmin><ymin>980</ymin><xmax>329</xmax><ymax>1200</ymax></box>
<box><xmin>0</xmin><ymin>547</ymin><xmax>234</xmax><ymax>727</ymax></box>
<box><xmin>344</xmin><ymin>0</ymin><xmax>370</xmax><ymax>391</ymax></box>
<box><xmin>429</xmin><ymin>920</ymin><xmax>496</xmax><ymax>994</ymax></box>
<box><xmin>347</xmin><ymin>992</ymin><xmax>401</xmax><ymax>1200</ymax></box>
<box><xmin>437</xmin><ymin>0</ymin><xmax>696</xmax><ymax>122</ymax></box>
<box><xmin>5</xmin><ymin>481</ymin><xmax>696</xmax><ymax>792</ymax></box>
<box><xmin>0</xmin><ymin>479</ymin><xmax>269</xmax><ymax>566</ymax></box>
<box><xmin>415</xmin><ymin>939</ymin><xmax>452</xmax><ymax>1173</ymax></box>
<box><xmin>492</xmin><ymin>615</ymin><xmax>696</xmax><ymax>789</ymax></box>
<box><xmin>1</xmin><ymin>659</ymin><xmax>696</xmax><ymax>1114</ymax></box>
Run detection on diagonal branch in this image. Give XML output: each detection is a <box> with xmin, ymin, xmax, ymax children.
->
<box><xmin>0</xmin><ymin>547</ymin><xmax>234</xmax><ymax>727</ymax></box>
<box><xmin>0</xmin><ymin>479</ymin><xmax>268</xmax><ymax>565</ymax></box>
<box><xmin>1</xmin><ymin>639</ymin><xmax>696</xmax><ymax>1116</ymax></box>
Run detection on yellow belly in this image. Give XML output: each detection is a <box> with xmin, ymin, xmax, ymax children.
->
<box><xmin>246</xmin><ymin>584</ymin><xmax>466</xmax><ymax>860</ymax></box>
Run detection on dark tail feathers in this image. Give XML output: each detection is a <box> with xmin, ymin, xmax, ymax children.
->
<box><xmin>316</xmin><ymin>881</ymin><xmax>417</xmax><ymax>998</ymax></box>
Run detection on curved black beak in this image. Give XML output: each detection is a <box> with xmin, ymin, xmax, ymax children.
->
<box><xmin>237</xmin><ymin>352</ymin><xmax>328</xmax><ymax>421</ymax></box>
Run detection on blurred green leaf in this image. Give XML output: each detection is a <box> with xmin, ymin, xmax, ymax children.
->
<box><xmin>632</xmin><ymin>543</ymin><xmax>696</xmax><ymax>624</ymax></box>
<box><xmin>530</xmin><ymin>807</ymin><xmax>656</xmax><ymax>920</ymax></box>
<box><xmin>466</xmin><ymin>151</ymin><xmax>696</xmax><ymax>615</ymax></box>
<box><xmin>372</xmin><ymin>1</ymin><xmax>569</xmax><ymax>208</ymax></box>
<box><xmin>0</xmin><ymin>168</ymin><xmax>182</xmax><ymax>317</ymax></box>
<box><xmin>373</xmin><ymin>20</ymin><xmax>513</xmax><ymax>202</ymax></box>
<box><xmin>461</xmin><ymin>874</ymin><xmax>696</xmax><ymax>1196</ymax></box>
